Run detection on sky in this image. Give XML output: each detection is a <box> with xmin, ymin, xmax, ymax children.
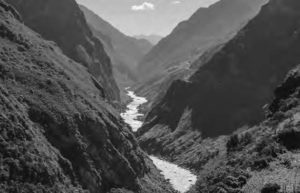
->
<box><xmin>76</xmin><ymin>0</ymin><xmax>219</xmax><ymax>37</ymax></box>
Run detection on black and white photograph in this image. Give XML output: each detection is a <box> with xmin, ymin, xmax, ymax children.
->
<box><xmin>0</xmin><ymin>0</ymin><xmax>300</xmax><ymax>192</ymax></box>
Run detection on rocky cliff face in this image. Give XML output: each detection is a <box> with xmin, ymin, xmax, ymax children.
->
<box><xmin>138</xmin><ymin>0</ymin><xmax>300</xmax><ymax>163</ymax></box>
<box><xmin>0</xmin><ymin>1</ymin><xmax>175</xmax><ymax>192</ymax></box>
<box><xmin>8</xmin><ymin>0</ymin><xmax>120</xmax><ymax>103</ymax></box>
<box><xmin>80</xmin><ymin>5</ymin><xmax>152</xmax><ymax>88</ymax></box>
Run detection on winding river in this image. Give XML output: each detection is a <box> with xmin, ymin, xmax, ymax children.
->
<box><xmin>121</xmin><ymin>88</ymin><xmax>197</xmax><ymax>193</ymax></box>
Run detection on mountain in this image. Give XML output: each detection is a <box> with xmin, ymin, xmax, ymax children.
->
<box><xmin>137</xmin><ymin>0</ymin><xmax>300</xmax><ymax>191</ymax></box>
<box><xmin>0</xmin><ymin>0</ymin><xmax>175</xmax><ymax>192</ymax></box>
<box><xmin>8</xmin><ymin>0</ymin><xmax>120</xmax><ymax>103</ymax></box>
<box><xmin>137</xmin><ymin>0</ymin><xmax>300</xmax><ymax>167</ymax></box>
<box><xmin>134</xmin><ymin>34</ymin><xmax>163</xmax><ymax>45</ymax></box>
<box><xmin>79</xmin><ymin>5</ymin><xmax>153</xmax><ymax>87</ymax></box>
<box><xmin>132</xmin><ymin>38</ymin><xmax>153</xmax><ymax>55</ymax></box>
<box><xmin>188</xmin><ymin>63</ymin><xmax>300</xmax><ymax>192</ymax></box>
<box><xmin>134</xmin><ymin>0</ymin><xmax>267</xmax><ymax>114</ymax></box>
<box><xmin>138</xmin><ymin>0</ymin><xmax>268</xmax><ymax>80</ymax></box>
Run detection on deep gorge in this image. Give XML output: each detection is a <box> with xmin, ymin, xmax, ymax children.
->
<box><xmin>2</xmin><ymin>0</ymin><xmax>300</xmax><ymax>192</ymax></box>
<box><xmin>121</xmin><ymin>89</ymin><xmax>197</xmax><ymax>193</ymax></box>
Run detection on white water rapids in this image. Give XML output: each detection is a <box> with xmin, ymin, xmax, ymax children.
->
<box><xmin>120</xmin><ymin>90</ymin><xmax>147</xmax><ymax>132</ymax></box>
<box><xmin>121</xmin><ymin>89</ymin><xmax>197</xmax><ymax>193</ymax></box>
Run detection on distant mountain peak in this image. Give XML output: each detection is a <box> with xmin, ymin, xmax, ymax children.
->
<box><xmin>134</xmin><ymin>34</ymin><xmax>163</xmax><ymax>45</ymax></box>
<box><xmin>79</xmin><ymin>5</ymin><xmax>153</xmax><ymax>87</ymax></box>
<box><xmin>138</xmin><ymin>0</ymin><xmax>268</xmax><ymax>81</ymax></box>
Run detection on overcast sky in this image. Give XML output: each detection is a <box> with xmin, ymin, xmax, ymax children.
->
<box><xmin>76</xmin><ymin>0</ymin><xmax>219</xmax><ymax>37</ymax></box>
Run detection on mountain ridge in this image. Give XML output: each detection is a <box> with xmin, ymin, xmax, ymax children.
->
<box><xmin>79</xmin><ymin>5</ymin><xmax>153</xmax><ymax>88</ymax></box>
<box><xmin>134</xmin><ymin>34</ymin><xmax>163</xmax><ymax>45</ymax></box>
<box><xmin>134</xmin><ymin>0</ymin><xmax>267</xmax><ymax>119</ymax></box>
<box><xmin>9</xmin><ymin>0</ymin><xmax>120</xmax><ymax>103</ymax></box>
<box><xmin>0</xmin><ymin>0</ymin><xmax>176</xmax><ymax>192</ymax></box>
<box><xmin>137</xmin><ymin>0</ymin><xmax>300</xmax><ymax>168</ymax></box>
<box><xmin>138</xmin><ymin>0</ymin><xmax>268</xmax><ymax>81</ymax></box>
<box><xmin>135</xmin><ymin>1</ymin><xmax>300</xmax><ymax>192</ymax></box>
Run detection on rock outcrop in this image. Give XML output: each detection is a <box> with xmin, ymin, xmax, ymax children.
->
<box><xmin>8</xmin><ymin>0</ymin><xmax>120</xmax><ymax>103</ymax></box>
<box><xmin>0</xmin><ymin>1</ymin><xmax>175</xmax><ymax>192</ymax></box>
<box><xmin>138</xmin><ymin>0</ymin><xmax>300</xmax><ymax>164</ymax></box>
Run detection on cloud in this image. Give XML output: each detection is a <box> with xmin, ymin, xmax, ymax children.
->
<box><xmin>171</xmin><ymin>1</ymin><xmax>181</xmax><ymax>4</ymax></box>
<box><xmin>131</xmin><ymin>2</ymin><xmax>155</xmax><ymax>11</ymax></box>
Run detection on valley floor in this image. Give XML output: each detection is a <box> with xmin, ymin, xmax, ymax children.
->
<box><xmin>121</xmin><ymin>89</ymin><xmax>197</xmax><ymax>193</ymax></box>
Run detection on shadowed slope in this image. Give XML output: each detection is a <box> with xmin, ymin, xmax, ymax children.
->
<box><xmin>0</xmin><ymin>1</ymin><xmax>175</xmax><ymax>192</ymax></box>
<box><xmin>9</xmin><ymin>0</ymin><xmax>120</xmax><ymax>102</ymax></box>
<box><xmin>79</xmin><ymin>5</ymin><xmax>153</xmax><ymax>88</ymax></box>
<box><xmin>138</xmin><ymin>0</ymin><xmax>267</xmax><ymax>81</ymax></box>
<box><xmin>138</xmin><ymin>0</ymin><xmax>300</xmax><ymax>163</ymax></box>
<box><xmin>135</xmin><ymin>0</ymin><xmax>267</xmax><ymax>116</ymax></box>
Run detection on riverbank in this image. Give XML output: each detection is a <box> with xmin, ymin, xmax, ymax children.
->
<box><xmin>120</xmin><ymin>89</ymin><xmax>197</xmax><ymax>193</ymax></box>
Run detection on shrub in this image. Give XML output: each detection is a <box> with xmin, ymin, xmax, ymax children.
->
<box><xmin>261</xmin><ymin>183</ymin><xmax>280</xmax><ymax>193</ymax></box>
<box><xmin>272</xmin><ymin>111</ymin><xmax>286</xmax><ymax>122</ymax></box>
<box><xmin>255</xmin><ymin>138</ymin><xmax>284</xmax><ymax>157</ymax></box>
<box><xmin>280</xmin><ymin>158</ymin><xmax>291</xmax><ymax>168</ymax></box>
<box><xmin>277</xmin><ymin>128</ymin><xmax>300</xmax><ymax>150</ymax></box>
<box><xmin>227</xmin><ymin>134</ymin><xmax>239</xmax><ymax>151</ymax></box>
<box><xmin>195</xmin><ymin>166</ymin><xmax>251</xmax><ymax>193</ymax></box>
<box><xmin>227</xmin><ymin>132</ymin><xmax>253</xmax><ymax>152</ymax></box>
<box><xmin>251</xmin><ymin>157</ymin><xmax>271</xmax><ymax>170</ymax></box>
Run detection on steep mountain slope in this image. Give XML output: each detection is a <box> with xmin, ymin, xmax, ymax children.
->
<box><xmin>79</xmin><ymin>5</ymin><xmax>152</xmax><ymax>87</ymax></box>
<box><xmin>138</xmin><ymin>0</ymin><xmax>267</xmax><ymax>80</ymax></box>
<box><xmin>138</xmin><ymin>0</ymin><xmax>300</xmax><ymax>164</ymax></box>
<box><xmin>134</xmin><ymin>34</ymin><xmax>162</xmax><ymax>45</ymax></box>
<box><xmin>8</xmin><ymin>0</ymin><xmax>120</xmax><ymax>103</ymax></box>
<box><xmin>133</xmin><ymin>38</ymin><xmax>153</xmax><ymax>56</ymax></box>
<box><xmin>187</xmin><ymin>63</ymin><xmax>300</xmax><ymax>193</ymax></box>
<box><xmin>135</xmin><ymin>43</ymin><xmax>224</xmax><ymax>117</ymax></box>
<box><xmin>0</xmin><ymin>1</ymin><xmax>175</xmax><ymax>193</ymax></box>
<box><xmin>135</xmin><ymin>0</ymin><xmax>267</xmax><ymax>113</ymax></box>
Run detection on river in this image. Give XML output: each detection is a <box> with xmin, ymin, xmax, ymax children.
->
<box><xmin>121</xmin><ymin>88</ymin><xmax>197</xmax><ymax>193</ymax></box>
